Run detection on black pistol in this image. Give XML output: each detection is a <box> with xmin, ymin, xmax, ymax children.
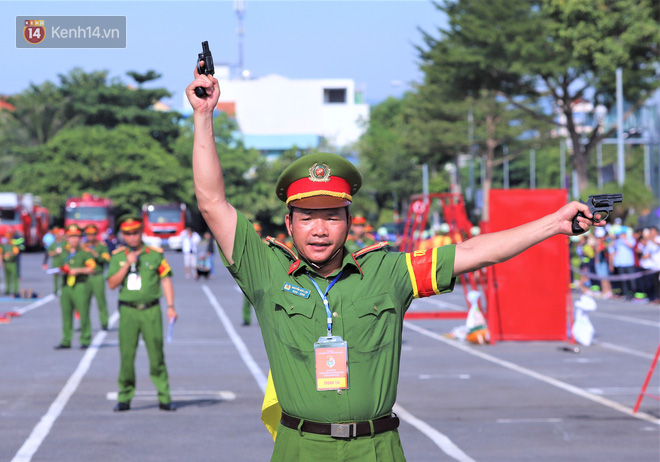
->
<box><xmin>571</xmin><ymin>193</ymin><xmax>623</xmax><ymax>234</ymax></box>
<box><xmin>195</xmin><ymin>41</ymin><xmax>215</xmax><ymax>98</ymax></box>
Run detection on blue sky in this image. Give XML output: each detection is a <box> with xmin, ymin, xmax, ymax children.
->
<box><xmin>2</xmin><ymin>0</ymin><xmax>447</xmax><ymax>108</ymax></box>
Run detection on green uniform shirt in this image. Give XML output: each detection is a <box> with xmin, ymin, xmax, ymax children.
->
<box><xmin>62</xmin><ymin>246</ymin><xmax>96</xmax><ymax>286</ymax></box>
<box><xmin>85</xmin><ymin>241</ymin><xmax>111</xmax><ymax>275</ymax></box>
<box><xmin>48</xmin><ymin>240</ymin><xmax>67</xmax><ymax>268</ymax></box>
<box><xmin>1</xmin><ymin>243</ymin><xmax>20</xmax><ymax>263</ymax></box>
<box><xmin>222</xmin><ymin>212</ymin><xmax>456</xmax><ymax>423</ymax></box>
<box><xmin>106</xmin><ymin>246</ymin><xmax>172</xmax><ymax>303</ymax></box>
<box><xmin>344</xmin><ymin>236</ymin><xmax>376</xmax><ymax>254</ymax></box>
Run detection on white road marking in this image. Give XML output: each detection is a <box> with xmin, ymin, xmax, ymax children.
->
<box><xmin>598</xmin><ymin>341</ymin><xmax>657</xmax><ymax>360</ymax></box>
<box><xmin>204</xmin><ymin>284</ymin><xmax>473</xmax><ymax>460</ymax></box>
<box><xmin>393</xmin><ymin>403</ymin><xmax>476</xmax><ymax>462</ymax></box>
<box><xmin>497</xmin><ymin>418</ymin><xmax>563</xmax><ymax>424</ymax></box>
<box><xmin>105</xmin><ymin>390</ymin><xmax>236</xmax><ymax>401</ymax></box>
<box><xmin>11</xmin><ymin>310</ymin><xmax>119</xmax><ymax>462</ymax></box>
<box><xmin>591</xmin><ymin>311</ymin><xmax>660</xmax><ymax>327</ymax></box>
<box><xmin>403</xmin><ymin>321</ymin><xmax>660</xmax><ymax>426</ymax></box>
<box><xmin>13</xmin><ymin>294</ymin><xmax>57</xmax><ymax>315</ymax></box>
<box><xmin>202</xmin><ymin>284</ymin><xmax>267</xmax><ymax>392</ymax></box>
<box><xmin>419</xmin><ymin>373</ymin><xmax>470</xmax><ymax>380</ymax></box>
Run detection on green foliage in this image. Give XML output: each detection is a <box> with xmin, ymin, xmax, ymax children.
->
<box><xmin>4</xmin><ymin>125</ymin><xmax>189</xmax><ymax>219</ymax></box>
<box><xmin>357</xmin><ymin>96</ymin><xmax>425</xmax><ymax>216</ymax></box>
<box><xmin>417</xmin><ymin>0</ymin><xmax>660</xmax><ymax>194</ymax></box>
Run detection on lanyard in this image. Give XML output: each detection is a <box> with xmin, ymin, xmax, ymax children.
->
<box><xmin>307</xmin><ymin>270</ymin><xmax>344</xmax><ymax>337</ymax></box>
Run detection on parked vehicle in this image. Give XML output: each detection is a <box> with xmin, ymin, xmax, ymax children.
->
<box><xmin>0</xmin><ymin>192</ymin><xmax>50</xmax><ymax>250</ymax></box>
<box><xmin>142</xmin><ymin>202</ymin><xmax>187</xmax><ymax>249</ymax></box>
<box><xmin>64</xmin><ymin>193</ymin><xmax>114</xmax><ymax>238</ymax></box>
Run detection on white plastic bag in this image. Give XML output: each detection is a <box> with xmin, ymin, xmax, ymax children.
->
<box><xmin>572</xmin><ymin>309</ymin><xmax>595</xmax><ymax>346</ymax></box>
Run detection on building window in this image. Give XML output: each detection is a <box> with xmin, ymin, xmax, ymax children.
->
<box><xmin>324</xmin><ymin>88</ymin><xmax>347</xmax><ymax>104</ymax></box>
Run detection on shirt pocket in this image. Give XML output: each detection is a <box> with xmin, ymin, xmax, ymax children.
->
<box><xmin>350</xmin><ymin>293</ymin><xmax>398</xmax><ymax>353</ymax></box>
<box><xmin>272</xmin><ymin>293</ymin><xmax>319</xmax><ymax>353</ymax></box>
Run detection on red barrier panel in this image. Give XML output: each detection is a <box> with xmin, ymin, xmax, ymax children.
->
<box><xmin>484</xmin><ymin>189</ymin><xmax>571</xmax><ymax>342</ymax></box>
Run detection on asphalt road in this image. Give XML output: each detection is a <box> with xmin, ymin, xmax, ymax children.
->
<box><xmin>1</xmin><ymin>250</ymin><xmax>659</xmax><ymax>461</ymax></box>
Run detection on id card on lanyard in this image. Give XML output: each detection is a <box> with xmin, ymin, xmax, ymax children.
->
<box><xmin>314</xmin><ymin>336</ymin><xmax>348</xmax><ymax>391</ymax></box>
<box><xmin>308</xmin><ymin>271</ymin><xmax>349</xmax><ymax>391</ymax></box>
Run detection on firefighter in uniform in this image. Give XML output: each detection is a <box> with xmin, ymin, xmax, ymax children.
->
<box><xmin>54</xmin><ymin>225</ymin><xmax>96</xmax><ymax>349</ymax></box>
<box><xmin>188</xmin><ymin>67</ymin><xmax>608</xmax><ymax>461</ymax></box>
<box><xmin>84</xmin><ymin>225</ymin><xmax>111</xmax><ymax>330</ymax></box>
<box><xmin>106</xmin><ymin>215</ymin><xmax>177</xmax><ymax>412</ymax></box>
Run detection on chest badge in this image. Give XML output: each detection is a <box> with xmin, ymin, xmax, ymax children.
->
<box><xmin>282</xmin><ymin>282</ymin><xmax>310</xmax><ymax>299</ymax></box>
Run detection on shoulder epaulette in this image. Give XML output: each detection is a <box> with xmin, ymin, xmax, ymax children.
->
<box><xmin>147</xmin><ymin>246</ymin><xmax>164</xmax><ymax>253</ymax></box>
<box><xmin>266</xmin><ymin>236</ymin><xmax>297</xmax><ymax>261</ymax></box>
<box><xmin>112</xmin><ymin>246</ymin><xmax>126</xmax><ymax>255</ymax></box>
<box><xmin>353</xmin><ymin>242</ymin><xmax>389</xmax><ymax>259</ymax></box>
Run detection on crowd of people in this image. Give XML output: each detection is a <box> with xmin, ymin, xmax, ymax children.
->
<box><xmin>573</xmin><ymin>221</ymin><xmax>660</xmax><ymax>303</ymax></box>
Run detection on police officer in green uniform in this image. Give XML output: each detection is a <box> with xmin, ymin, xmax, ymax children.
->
<box><xmin>106</xmin><ymin>215</ymin><xmax>177</xmax><ymax>412</ymax></box>
<box><xmin>188</xmin><ymin>68</ymin><xmax>608</xmax><ymax>461</ymax></box>
<box><xmin>54</xmin><ymin>225</ymin><xmax>96</xmax><ymax>350</ymax></box>
<box><xmin>2</xmin><ymin>231</ymin><xmax>20</xmax><ymax>297</ymax></box>
<box><xmin>84</xmin><ymin>225</ymin><xmax>111</xmax><ymax>330</ymax></box>
<box><xmin>47</xmin><ymin>228</ymin><xmax>67</xmax><ymax>294</ymax></box>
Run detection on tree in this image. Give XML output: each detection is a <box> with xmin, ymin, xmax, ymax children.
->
<box><xmin>4</xmin><ymin>125</ymin><xmax>189</xmax><ymax>220</ymax></box>
<box><xmin>415</xmin><ymin>0</ymin><xmax>555</xmax><ymax>219</ymax></box>
<box><xmin>357</xmin><ymin>96</ymin><xmax>425</xmax><ymax>220</ymax></box>
<box><xmin>421</xmin><ymin>0</ymin><xmax>660</xmax><ymax>194</ymax></box>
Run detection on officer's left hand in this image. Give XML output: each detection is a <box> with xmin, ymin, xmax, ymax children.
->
<box><xmin>167</xmin><ymin>306</ymin><xmax>177</xmax><ymax>321</ymax></box>
<box><xmin>556</xmin><ymin>201</ymin><xmax>606</xmax><ymax>235</ymax></box>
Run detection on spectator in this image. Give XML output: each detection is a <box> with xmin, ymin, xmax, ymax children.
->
<box><xmin>181</xmin><ymin>226</ymin><xmax>201</xmax><ymax>279</ymax></box>
<box><xmin>609</xmin><ymin>226</ymin><xmax>637</xmax><ymax>300</ymax></box>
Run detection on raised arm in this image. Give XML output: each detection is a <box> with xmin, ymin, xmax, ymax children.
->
<box><xmin>186</xmin><ymin>63</ymin><xmax>238</xmax><ymax>264</ymax></box>
<box><xmin>453</xmin><ymin>200</ymin><xmax>605</xmax><ymax>276</ymax></box>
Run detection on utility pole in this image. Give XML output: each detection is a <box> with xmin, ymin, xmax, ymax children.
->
<box><xmin>467</xmin><ymin>106</ymin><xmax>475</xmax><ymax>202</ymax></box>
<box><xmin>616</xmin><ymin>67</ymin><xmax>625</xmax><ymax>185</ymax></box>
<box><xmin>503</xmin><ymin>145</ymin><xmax>509</xmax><ymax>189</ymax></box>
<box><xmin>234</xmin><ymin>0</ymin><xmax>246</xmax><ymax>79</ymax></box>
<box><xmin>529</xmin><ymin>149</ymin><xmax>535</xmax><ymax>189</ymax></box>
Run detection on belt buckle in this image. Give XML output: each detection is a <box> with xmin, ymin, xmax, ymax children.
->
<box><xmin>330</xmin><ymin>423</ymin><xmax>356</xmax><ymax>438</ymax></box>
<box><xmin>137</xmin><ymin>304</ymin><xmax>147</xmax><ymax>310</ymax></box>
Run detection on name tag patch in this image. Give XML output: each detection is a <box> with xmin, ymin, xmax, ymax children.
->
<box><xmin>282</xmin><ymin>282</ymin><xmax>310</xmax><ymax>299</ymax></box>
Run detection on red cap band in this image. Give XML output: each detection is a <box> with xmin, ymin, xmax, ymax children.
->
<box><xmin>286</xmin><ymin>176</ymin><xmax>352</xmax><ymax>206</ymax></box>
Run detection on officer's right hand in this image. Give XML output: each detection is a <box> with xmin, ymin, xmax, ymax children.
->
<box><xmin>126</xmin><ymin>251</ymin><xmax>139</xmax><ymax>266</ymax></box>
<box><xmin>186</xmin><ymin>63</ymin><xmax>220</xmax><ymax>112</ymax></box>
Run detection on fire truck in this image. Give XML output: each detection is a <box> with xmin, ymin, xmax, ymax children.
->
<box><xmin>64</xmin><ymin>193</ymin><xmax>114</xmax><ymax>238</ymax></box>
<box><xmin>0</xmin><ymin>192</ymin><xmax>50</xmax><ymax>250</ymax></box>
<box><xmin>141</xmin><ymin>202</ymin><xmax>188</xmax><ymax>249</ymax></box>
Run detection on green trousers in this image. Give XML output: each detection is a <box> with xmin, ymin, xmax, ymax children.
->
<box><xmin>59</xmin><ymin>279</ymin><xmax>92</xmax><ymax>347</ymax></box>
<box><xmin>117</xmin><ymin>303</ymin><xmax>171</xmax><ymax>405</ymax></box>
<box><xmin>3</xmin><ymin>262</ymin><xmax>18</xmax><ymax>295</ymax></box>
<box><xmin>52</xmin><ymin>274</ymin><xmax>61</xmax><ymax>294</ymax></box>
<box><xmin>89</xmin><ymin>273</ymin><xmax>109</xmax><ymax>328</ymax></box>
<box><xmin>271</xmin><ymin>425</ymin><xmax>406</xmax><ymax>462</ymax></box>
<box><xmin>242</xmin><ymin>295</ymin><xmax>252</xmax><ymax>325</ymax></box>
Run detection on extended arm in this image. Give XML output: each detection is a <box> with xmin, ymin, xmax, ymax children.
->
<box><xmin>186</xmin><ymin>64</ymin><xmax>237</xmax><ymax>264</ymax></box>
<box><xmin>453</xmin><ymin>201</ymin><xmax>604</xmax><ymax>277</ymax></box>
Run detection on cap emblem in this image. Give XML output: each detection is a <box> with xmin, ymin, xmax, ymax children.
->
<box><xmin>309</xmin><ymin>163</ymin><xmax>330</xmax><ymax>182</ymax></box>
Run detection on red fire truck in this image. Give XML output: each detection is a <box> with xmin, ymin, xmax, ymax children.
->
<box><xmin>0</xmin><ymin>192</ymin><xmax>50</xmax><ymax>250</ymax></box>
<box><xmin>141</xmin><ymin>202</ymin><xmax>187</xmax><ymax>249</ymax></box>
<box><xmin>64</xmin><ymin>193</ymin><xmax>114</xmax><ymax>238</ymax></box>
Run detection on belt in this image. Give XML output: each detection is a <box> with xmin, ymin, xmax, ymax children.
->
<box><xmin>120</xmin><ymin>300</ymin><xmax>159</xmax><ymax>310</ymax></box>
<box><xmin>280</xmin><ymin>412</ymin><xmax>399</xmax><ymax>438</ymax></box>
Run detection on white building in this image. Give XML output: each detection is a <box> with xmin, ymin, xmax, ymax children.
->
<box><xmin>183</xmin><ymin>71</ymin><xmax>370</xmax><ymax>155</ymax></box>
